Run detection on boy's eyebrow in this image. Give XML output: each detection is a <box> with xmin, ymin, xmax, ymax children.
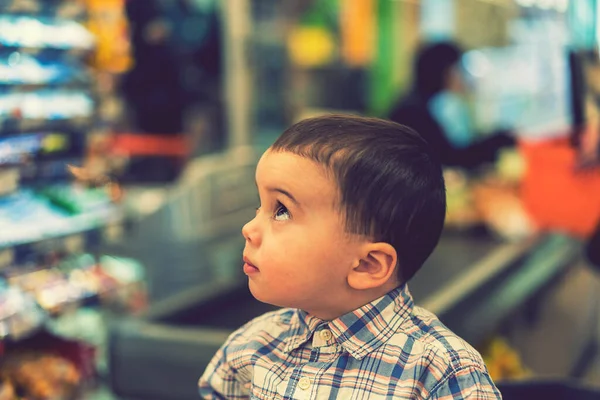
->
<box><xmin>255</xmin><ymin>180</ymin><xmax>300</xmax><ymax>206</ymax></box>
<box><xmin>268</xmin><ymin>186</ymin><xmax>300</xmax><ymax>206</ymax></box>
<box><xmin>267</xmin><ymin>187</ymin><xmax>300</xmax><ymax>206</ymax></box>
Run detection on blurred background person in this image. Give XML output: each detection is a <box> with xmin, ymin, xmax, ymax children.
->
<box><xmin>389</xmin><ymin>41</ymin><xmax>514</xmax><ymax>169</ymax></box>
<box><xmin>122</xmin><ymin>0</ymin><xmax>185</xmax><ymax>135</ymax></box>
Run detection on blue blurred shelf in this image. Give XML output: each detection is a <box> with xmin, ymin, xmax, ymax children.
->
<box><xmin>0</xmin><ymin>190</ymin><xmax>125</xmax><ymax>267</ymax></box>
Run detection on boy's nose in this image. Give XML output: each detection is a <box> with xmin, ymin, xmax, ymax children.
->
<box><xmin>242</xmin><ymin>216</ymin><xmax>260</xmax><ymax>245</ymax></box>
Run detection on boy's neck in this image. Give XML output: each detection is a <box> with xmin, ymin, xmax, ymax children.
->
<box><xmin>306</xmin><ymin>282</ymin><xmax>400</xmax><ymax>321</ymax></box>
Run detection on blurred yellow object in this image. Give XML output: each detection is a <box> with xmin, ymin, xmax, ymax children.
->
<box><xmin>496</xmin><ymin>148</ymin><xmax>525</xmax><ymax>183</ymax></box>
<box><xmin>85</xmin><ymin>0</ymin><xmax>132</xmax><ymax>73</ymax></box>
<box><xmin>288</xmin><ymin>26</ymin><xmax>335</xmax><ymax>68</ymax></box>
<box><xmin>482</xmin><ymin>337</ymin><xmax>532</xmax><ymax>382</ymax></box>
<box><xmin>42</xmin><ymin>134</ymin><xmax>69</xmax><ymax>153</ymax></box>
<box><xmin>444</xmin><ymin>169</ymin><xmax>482</xmax><ymax>229</ymax></box>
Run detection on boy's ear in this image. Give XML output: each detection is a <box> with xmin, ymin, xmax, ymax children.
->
<box><xmin>347</xmin><ymin>242</ymin><xmax>398</xmax><ymax>290</ymax></box>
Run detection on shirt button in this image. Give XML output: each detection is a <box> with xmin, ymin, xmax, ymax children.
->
<box><xmin>320</xmin><ymin>329</ymin><xmax>332</xmax><ymax>341</ymax></box>
<box><xmin>298</xmin><ymin>377</ymin><xmax>311</xmax><ymax>390</ymax></box>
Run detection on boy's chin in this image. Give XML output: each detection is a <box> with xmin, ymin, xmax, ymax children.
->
<box><xmin>248</xmin><ymin>281</ymin><xmax>293</xmax><ymax>309</ymax></box>
<box><xmin>248</xmin><ymin>281</ymin><xmax>272</xmax><ymax>305</ymax></box>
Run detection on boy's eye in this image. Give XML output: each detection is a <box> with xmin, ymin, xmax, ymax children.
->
<box><xmin>273</xmin><ymin>202</ymin><xmax>291</xmax><ymax>221</ymax></box>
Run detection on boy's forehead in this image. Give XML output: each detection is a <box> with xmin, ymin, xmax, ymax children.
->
<box><xmin>256</xmin><ymin>150</ymin><xmax>339</xmax><ymax>203</ymax></box>
<box><xmin>257</xmin><ymin>150</ymin><xmax>325</xmax><ymax>178</ymax></box>
<box><xmin>257</xmin><ymin>150</ymin><xmax>315</xmax><ymax>179</ymax></box>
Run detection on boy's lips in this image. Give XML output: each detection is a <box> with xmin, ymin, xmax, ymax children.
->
<box><xmin>243</xmin><ymin>256</ymin><xmax>259</xmax><ymax>275</ymax></box>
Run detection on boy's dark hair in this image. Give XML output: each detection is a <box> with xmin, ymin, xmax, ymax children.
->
<box><xmin>271</xmin><ymin>115</ymin><xmax>446</xmax><ymax>282</ymax></box>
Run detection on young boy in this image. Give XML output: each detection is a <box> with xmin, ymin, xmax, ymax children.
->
<box><xmin>198</xmin><ymin>115</ymin><xmax>500</xmax><ymax>399</ymax></box>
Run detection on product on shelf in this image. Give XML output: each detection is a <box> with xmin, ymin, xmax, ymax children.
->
<box><xmin>0</xmin><ymin>329</ymin><xmax>95</xmax><ymax>400</ymax></box>
<box><xmin>0</xmin><ymin>169</ymin><xmax>19</xmax><ymax>197</ymax></box>
<box><xmin>85</xmin><ymin>0</ymin><xmax>132</xmax><ymax>74</ymax></box>
<box><xmin>0</xmin><ymin>132</ymin><xmax>83</xmax><ymax>168</ymax></box>
<box><xmin>0</xmin><ymin>51</ymin><xmax>88</xmax><ymax>86</ymax></box>
<box><xmin>0</xmin><ymin>190</ymin><xmax>73</xmax><ymax>247</ymax></box>
<box><xmin>0</xmin><ymin>280</ymin><xmax>46</xmax><ymax>341</ymax></box>
<box><xmin>2</xmin><ymin>253</ymin><xmax>146</xmax><ymax>318</ymax></box>
<box><xmin>0</xmin><ymin>16</ymin><xmax>94</xmax><ymax>50</ymax></box>
<box><xmin>0</xmin><ymin>187</ymin><xmax>122</xmax><ymax>249</ymax></box>
<box><xmin>0</xmin><ymin>90</ymin><xmax>94</xmax><ymax>132</ymax></box>
<box><xmin>7</xmin><ymin>268</ymin><xmax>84</xmax><ymax>315</ymax></box>
<box><xmin>0</xmin><ymin>0</ymin><xmax>86</xmax><ymax>20</ymax></box>
<box><xmin>0</xmin><ymin>133</ymin><xmax>48</xmax><ymax>165</ymax></box>
<box><xmin>97</xmin><ymin>255</ymin><xmax>147</xmax><ymax>313</ymax></box>
<box><xmin>40</xmin><ymin>185</ymin><xmax>115</xmax><ymax>215</ymax></box>
<box><xmin>0</xmin><ymin>351</ymin><xmax>81</xmax><ymax>399</ymax></box>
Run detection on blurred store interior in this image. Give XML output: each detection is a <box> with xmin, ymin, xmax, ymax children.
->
<box><xmin>1</xmin><ymin>0</ymin><xmax>600</xmax><ymax>399</ymax></box>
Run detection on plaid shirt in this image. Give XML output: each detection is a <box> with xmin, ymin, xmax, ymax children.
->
<box><xmin>198</xmin><ymin>284</ymin><xmax>501</xmax><ymax>399</ymax></box>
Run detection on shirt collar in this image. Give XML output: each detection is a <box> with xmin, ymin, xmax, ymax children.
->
<box><xmin>284</xmin><ymin>309</ymin><xmax>323</xmax><ymax>353</ymax></box>
<box><xmin>285</xmin><ymin>284</ymin><xmax>415</xmax><ymax>359</ymax></box>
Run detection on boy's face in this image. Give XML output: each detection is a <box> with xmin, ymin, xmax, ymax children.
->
<box><xmin>242</xmin><ymin>150</ymin><xmax>362</xmax><ymax>318</ymax></box>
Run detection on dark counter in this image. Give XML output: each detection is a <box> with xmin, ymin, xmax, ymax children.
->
<box><xmin>414</xmin><ymin>233</ymin><xmax>580</xmax><ymax>344</ymax></box>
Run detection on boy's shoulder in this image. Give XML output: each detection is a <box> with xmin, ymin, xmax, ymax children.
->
<box><xmin>397</xmin><ymin>305</ymin><xmax>487</xmax><ymax>372</ymax></box>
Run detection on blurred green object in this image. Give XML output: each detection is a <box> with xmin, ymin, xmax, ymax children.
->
<box><xmin>369</xmin><ymin>0</ymin><xmax>395</xmax><ymax>117</ymax></box>
<box><xmin>298</xmin><ymin>0</ymin><xmax>338</xmax><ymax>28</ymax></box>
<box><xmin>99</xmin><ymin>255</ymin><xmax>145</xmax><ymax>285</ymax></box>
<box><xmin>40</xmin><ymin>185</ymin><xmax>111</xmax><ymax>215</ymax></box>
